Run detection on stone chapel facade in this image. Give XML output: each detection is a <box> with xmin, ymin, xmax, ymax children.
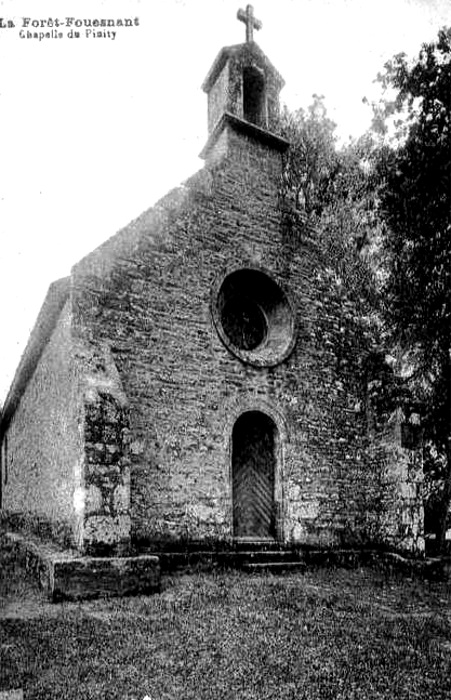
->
<box><xmin>0</xmin><ymin>9</ymin><xmax>424</xmax><ymax>557</ymax></box>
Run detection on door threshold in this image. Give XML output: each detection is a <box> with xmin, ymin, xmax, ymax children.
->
<box><xmin>233</xmin><ymin>537</ymin><xmax>280</xmax><ymax>547</ymax></box>
<box><xmin>233</xmin><ymin>537</ymin><xmax>277</xmax><ymax>542</ymax></box>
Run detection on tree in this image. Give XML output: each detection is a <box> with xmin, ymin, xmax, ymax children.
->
<box><xmin>280</xmin><ymin>95</ymin><xmax>341</xmax><ymax>217</ymax></box>
<box><xmin>376</xmin><ymin>28</ymin><xmax>451</xmax><ymax>549</ymax></box>
<box><xmin>279</xmin><ymin>95</ymin><xmax>383</xmax><ymax>309</ymax></box>
<box><xmin>280</xmin><ymin>98</ymin><xmax>394</xmax><ymax>451</ymax></box>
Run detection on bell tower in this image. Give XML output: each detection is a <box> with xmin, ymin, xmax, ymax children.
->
<box><xmin>200</xmin><ymin>5</ymin><xmax>289</xmax><ymax>163</ymax></box>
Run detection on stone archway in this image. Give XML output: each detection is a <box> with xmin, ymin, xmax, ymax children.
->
<box><xmin>232</xmin><ymin>411</ymin><xmax>277</xmax><ymax>539</ymax></box>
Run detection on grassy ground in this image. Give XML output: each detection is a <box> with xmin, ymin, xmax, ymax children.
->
<box><xmin>1</xmin><ymin>542</ymin><xmax>451</xmax><ymax>699</ymax></box>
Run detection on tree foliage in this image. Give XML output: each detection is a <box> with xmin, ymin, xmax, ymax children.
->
<box><xmin>376</xmin><ymin>28</ymin><xmax>451</xmax><ymax>546</ymax></box>
<box><xmin>279</xmin><ymin>95</ymin><xmax>383</xmax><ymax>310</ymax></box>
<box><xmin>278</xmin><ymin>30</ymin><xmax>451</xmax><ymax>549</ymax></box>
<box><xmin>280</xmin><ymin>95</ymin><xmax>341</xmax><ymax>217</ymax></box>
<box><xmin>279</xmin><ymin>96</ymin><xmax>394</xmax><ymax>453</ymax></box>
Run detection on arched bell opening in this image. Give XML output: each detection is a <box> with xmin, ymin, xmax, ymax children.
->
<box><xmin>242</xmin><ymin>66</ymin><xmax>266</xmax><ymax>127</ymax></box>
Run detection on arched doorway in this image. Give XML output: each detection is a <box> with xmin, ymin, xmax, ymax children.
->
<box><xmin>232</xmin><ymin>411</ymin><xmax>277</xmax><ymax>539</ymax></box>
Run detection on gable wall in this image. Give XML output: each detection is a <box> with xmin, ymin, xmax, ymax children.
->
<box><xmin>2</xmin><ymin>300</ymin><xmax>83</xmax><ymax>546</ymax></box>
<box><xmin>72</xmin><ymin>131</ymin><xmax>422</xmax><ymax>552</ymax></box>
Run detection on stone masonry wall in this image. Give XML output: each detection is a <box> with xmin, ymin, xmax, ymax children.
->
<box><xmin>74</xmin><ymin>339</ymin><xmax>131</xmax><ymax>555</ymax></box>
<box><xmin>2</xmin><ymin>300</ymin><xmax>83</xmax><ymax>547</ymax></box>
<box><xmin>71</xmin><ymin>126</ymin><xmax>422</xmax><ymax>553</ymax></box>
<box><xmin>374</xmin><ymin>410</ymin><xmax>424</xmax><ymax>552</ymax></box>
<box><xmin>224</xmin><ymin>46</ymin><xmax>282</xmax><ymax>131</ymax></box>
<box><xmin>208</xmin><ymin>61</ymin><xmax>229</xmax><ymax>133</ymax></box>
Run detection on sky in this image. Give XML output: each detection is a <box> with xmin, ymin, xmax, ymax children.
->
<box><xmin>0</xmin><ymin>0</ymin><xmax>450</xmax><ymax>403</ymax></box>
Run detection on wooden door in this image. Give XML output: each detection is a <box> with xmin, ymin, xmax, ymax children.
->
<box><xmin>232</xmin><ymin>411</ymin><xmax>276</xmax><ymax>539</ymax></box>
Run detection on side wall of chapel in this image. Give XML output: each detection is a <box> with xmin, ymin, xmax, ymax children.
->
<box><xmin>1</xmin><ymin>300</ymin><xmax>84</xmax><ymax>547</ymax></box>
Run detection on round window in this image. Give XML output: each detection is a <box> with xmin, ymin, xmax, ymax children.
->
<box><xmin>221</xmin><ymin>295</ymin><xmax>268</xmax><ymax>350</ymax></box>
<box><xmin>212</xmin><ymin>268</ymin><xmax>296</xmax><ymax>367</ymax></box>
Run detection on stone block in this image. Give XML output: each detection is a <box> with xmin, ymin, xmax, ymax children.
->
<box><xmin>51</xmin><ymin>555</ymin><xmax>160</xmax><ymax>600</ymax></box>
<box><xmin>113</xmin><ymin>484</ymin><xmax>129</xmax><ymax>513</ymax></box>
<box><xmin>85</xmin><ymin>485</ymin><xmax>103</xmax><ymax>514</ymax></box>
<box><xmin>4</xmin><ymin>532</ymin><xmax>160</xmax><ymax>601</ymax></box>
<box><xmin>83</xmin><ymin>514</ymin><xmax>131</xmax><ymax>548</ymax></box>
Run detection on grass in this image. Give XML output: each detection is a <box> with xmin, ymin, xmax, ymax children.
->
<box><xmin>2</xmin><ymin>540</ymin><xmax>451</xmax><ymax>699</ymax></box>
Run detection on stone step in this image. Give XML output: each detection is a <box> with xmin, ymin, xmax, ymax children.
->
<box><xmin>235</xmin><ymin>550</ymin><xmax>303</xmax><ymax>564</ymax></box>
<box><xmin>241</xmin><ymin>560</ymin><xmax>307</xmax><ymax>574</ymax></box>
<box><xmin>156</xmin><ymin>549</ymin><xmax>303</xmax><ymax>571</ymax></box>
<box><xmin>232</xmin><ymin>539</ymin><xmax>285</xmax><ymax>552</ymax></box>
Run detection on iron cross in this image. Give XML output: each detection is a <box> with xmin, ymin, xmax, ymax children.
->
<box><xmin>237</xmin><ymin>4</ymin><xmax>262</xmax><ymax>43</ymax></box>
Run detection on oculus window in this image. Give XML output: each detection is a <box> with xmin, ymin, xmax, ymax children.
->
<box><xmin>212</xmin><ymin>268</ymin><xmax>295</xmax><ymax>367</ymax></box>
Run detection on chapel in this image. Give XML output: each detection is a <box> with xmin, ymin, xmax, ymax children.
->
<box><xmin>0</xmin><ymin>6</ymin><xmax>424</xmax><ymax>561</ymax></box>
